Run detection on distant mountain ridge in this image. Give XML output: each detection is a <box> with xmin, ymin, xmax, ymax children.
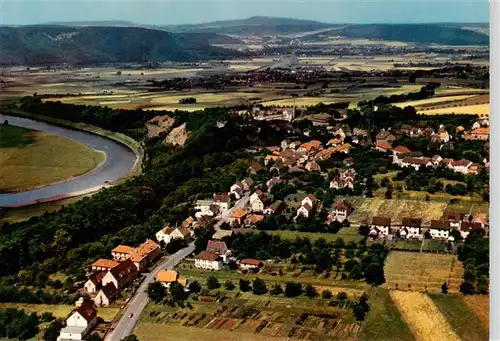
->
<box><xmin>0</xmin><ymin>26</ymin><xmax>244</xmax><ymax>66</ymax></box>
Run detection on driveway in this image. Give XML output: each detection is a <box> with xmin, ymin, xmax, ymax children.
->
<box><xmin>105</xmin><ymin>242</ymin><xmax>195</xmax><ymax>341</ymax></box>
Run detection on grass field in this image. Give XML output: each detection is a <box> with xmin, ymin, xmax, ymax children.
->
<box><xmin>0</xmin><ymin>303</ymin><xmax>119</xmax><ymax>321</ymax></box>
<box><xmin>390</xmin><ymin>291</ymin><xmax>460</xmax><ymax>341</ymax></box>
<box><xmin>268</xmin><ymin>228</ymin><xmax>364</xmax><ymax>243</ymax></box>
<box><xmin>361</xmin><ymin>288</ymin><xmax>415</xmax><ymax>341</ymax></box>
<box><xmin>383</xmin><ymin>251</ymin><xmax>464</xmax><ymax>293</ymax></box>
<box><xmin>394</xmin><ymin>95</ymin><xmax>476</xmax><ymax>108</ymax></box>
<box><xmin>463</xmin><ymin>295</ymin><xmax>489</xmax><ymax>328</ymax></box>
<box><xmin>430</xmin><ymin>294</ymin><xmax>489</xmax><ymax>341</ymax></box>
<box><xmin>0</xmin><ymin>125</ymin><xmax>105</xmax><ymax>192</ymax></box>
<box><xmin>418</xmin><ymin>103</ymin><xmax>489</xmax><ymax>116</ymax></box>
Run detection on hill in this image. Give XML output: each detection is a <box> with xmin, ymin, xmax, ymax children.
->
<box><xmin>0</xmin><ymin>26</ymin><xmax>244</xmax><ymax>66</ymax></box>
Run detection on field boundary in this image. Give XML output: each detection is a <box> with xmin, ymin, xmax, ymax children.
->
<box><xmin>3</xmin><ymin>108</ymin><xmax>144</xmax><ymax>179</ymax></box>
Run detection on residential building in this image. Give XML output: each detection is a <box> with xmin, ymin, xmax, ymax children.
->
<box><xmin>101</xmin><ymin>259</ymin><xmax>137</xmax><ymax>290</ymax></box>
<box><xmin>447</xmin><ymin>159</ymin><xmax>473</xmax><ymax>174</ymax></box>
<box><xmin>248</xmin><ymin>161</ymin><xmax>264</xmax><ymax>174</ymax></box>
<box><xmin>305</xmin><ymin>160</ymin><xmax>321</xmax><ymax>172</ymax></box>
<box><xmin>156</xmin><ymin>226</ymin><xmax>191</xmax><ymax>245</ymax></box>
<box><xmin>266</xmin><ymin>177</ymin><xmax>282</xmax><ymax>190</ymax></box>
<box><xmin>401</xmin><ymin>157</ymin><xmax>433</xmax><ymax>171</ymax></box>
<box><xmin>376</xmin><ymin>130</ymin><xmax>396</xmax><ymax>144</ymax></box>
<box><xmin>392</xmin><ymin>145</ymin><xmax>411</xmax><ymax>155</ymax></box>
<box><xmin>213</xmin><ymin>193</ymin><xmax>231</xmax><ymax>212</ymax></box>
<box><xmin>241</xmin><ymin>177</ymin><xmax>254</xmax><ymax>191</ymax></box>
<box><xmin>129</xmin><ymin>239</ymin><xmax>160</xmax><ymax>271</ymax></box>
<box><xmin>231</xmin><ymin>208</ymin><xmax>247</xmax><ymax>226</ymax></box>
<box><xmin>264</xmin><ymin>201</ymin><xmax>283</xmax><ymax>215</ymax></box>
<box><xmin>245</xmin><ymin>214</ymin><xmax>265</xmax><ymax>226</ymax></box>
<box><xmin>400</xmin><ymin>218</ymin><xmax>422</xmax><ymax>239</ymax></box>
<box><xmin>375</xmin><ymin>141</ymin><xmax>393</xmax><ymax>153</ymax></box>
<box><xmin>57</xmin><ymin>300</ymin><xmax>98</xmax><ymax>341</ymax></box>
<box><xmin>459</xmin><ymin>221</ymin><xmax>483</xmax><ymax>239</ymax></box>
<box><xmin>156</xmin><ymin>270</ymin><xmax>179</xmax><ymax>287</ymax></box>
<box><xmin>91</xmin><ymin>259</ymin><xmax>119</xmax><ymax>272</ymax></box>
<box><xmin>111</xmin><ymin>245</ymin><xmax>134</xmax><ymax>261</ymax></box>
<box><xmin>298</xmin><ymin>140</ymin><xmax>322</xmax><ymax>153</ymax></box>
<box><xmin>230</xmin><ymin>182</ymin><xmax>244</xmax><ymax>199</ymax></box>
<box><xmin>212</xmin><ymin>229</ymin><xmax>233</xmax><ymax>240</ymax></box>
<box><xmin>206</xmin><ymin>240</ymin><xmax>231</xmax><ymax>262</ymax></box>
<box><xmin>470</xmin><ymin>127</ymin><xmax>489</xmax><ymax>141</ymax></box>
<box><xmin>83</xmin><ymin>271</ymin><xmax>106</xmax><ymax>294</ymax></box>
<box><xmin>301</xmin><ymin>194</ymin><xmax>316</xmax><ymax>208</ymax></box>
<box><xmin>194</xmin><ymin>199</ymin><xmax>214</xmax><ymax>212</ymax></box>
<box><xmin>330</xmin><ymin>176</ymin><xmax>354</xmax><ymax>190</ymax></box>
<box><xmin>429</xmin><ymin>220</ymin><xmax>451</xmax><ymax>239</ymax></box>
<box><xmin>180</xmin><ymin>216</ymin><xmax>195</xmax><ymax>230</ymax></box>
<box><xmin>296</xmin><ymin>203</ymin><xmax>313</xmax><ymax>219</ymax></box>
<box><xmin>250</xmin><ymin>193</ymin><xmax>269</xmax><ymax>212</ymax></box>
<box><xmin>328</xmin><ymin>200</ymin><xmax>354</xmax><ymax>223</ymax></box>
<box><xmin>93</xmin><ymin>283</ymin><xmax>118</xmax><ymax>307</ymax></box>
<box><xmin>194</xmin><ymin>251</ymin><xmax>223</xmax><ymax>270</ymax></box>
<box><xmin>250</xmin><ymin>190</ymin><xmax>264</xmax><ymax>204</ymax></box>
<box><xmin>369</xmin><ymin>217</ymin><xmax>391</xmax><ymax>237</ymax></box>
<box><xmin>239</xmin><ymin>258</ymin><xmax>264</xmax><ymax>270</ymax></box>
<box><xmin>437</xmin><ymin>128</ymin><xmax>450</xmax><ymax>143</ymax></box>
<box><xmin>441</xmin><ymin>210</ymin><xmax>465</xmax><ymax>229</ymax></box>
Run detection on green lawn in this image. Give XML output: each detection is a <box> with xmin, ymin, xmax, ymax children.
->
<box><xmin>0</xmin><ymin>125</ymin><xmax>105</xmax><ymax>192</ymax></box>
<box><xmin>0</xmin><ymin>303</ymin><xmax>119</xmax><ymax>321</ymax></box>
<box><xmin>430</xmin><ymin>294</ymin><xmax>489</xmax><ymax>341</ymax></box>
<box><xmin>361</xmin><ymin>288</ymin><xmax>415</xmax><ymax>341</ymax></box>
<box><xmin>268</xmin><ymin>228</ymin><xmax>364</xmax><ymax>243</ymax></box>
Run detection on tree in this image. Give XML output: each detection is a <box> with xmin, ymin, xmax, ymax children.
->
<box><xmin>270</xmin><ymin>283</ymin><xmax>283</xmax><ymax>295</ymax></box>
<box><xmin>147</xmin><ymin>282</ymin><xmax>166</xmax><ymax>302</ymax></box>
<box><xmin>459</xmin><ymin>281</ymin><xmax>475</xmax><ymax>295</ymax></box>
<box><xmin>120</xmin><ymin>336</ymin><xmax>139</xmax><ymax>341</ymax></box>
<box><xmin>206</xmin><ymin>276</ymin><xmax>220</xmax><ymax>290</ymax></box>
<box><xmin>285</xmin><ymin>282</ymin><xmax>302</xmax><ymax>297</ymax></box>
<box><xmin>304</xmin><ymin>284</ymin><xmax>318</xmax><ymax>298</ymax></box>
<box><xmin>188</xmin><ymin>280</ymin><xmax>201</xmax><ymax>293</ymax></box>
<box><xmin>441</xmin><ymin>282</ymin><xmax>448</xmax><ymax>294</ymax></box>
<box><xmin>384</xmin><ymin>189</ymin><xmax>392</xmax><ymax>199</ymax></box>
<box><xmin>352</xmin><ymin>304</ymin><xmax>367</xmax><ymax>321</ymax></box>
<box><xmin>224</xmin><ymin>280</ymin><xmax>235</xmax><ymax>290</ymax></box>
<box><xmin>358</xmin><ymin>225</ymin><xmax>370</xmax><ymax>236</ymax></box>
<box><xmin>364</xmin><ymin>263</ymin><xmax>385</xmax><ymax>286</ymax></box>
<box><xmin>252</xmin><ymin>278</ymin><xmax>267</xmax><ymax>295</ymax></box>
<box><xmin>476</xmin><ymin>275</ymin><xmax>488</xmax><ymax>294</ymax></box>
<box><xmin>170</xmin><ymin>282</ymin><xmax>185</xmax><ymax>301</ymax></box>
<box><xmin>43</xmin><ymin>320</ymin><xmax>63</xmax><ymax>341</ymax></box>
<box><xmin>336</xmin><ymin>291</ymin><xmax>348</xmax><ymax>300</ymax></box>
<box><xmin>239</xmin><ymin>279</ymin><xmax>251</xmax><ymax>292</ymax></box>
<box><xmin>322</xmin><ymin>290</ymin><xmax>333</xmax><ymax>299</ymax></box>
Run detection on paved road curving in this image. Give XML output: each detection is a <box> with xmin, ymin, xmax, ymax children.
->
<box><xmin>105</xmin><ymin>242</ymin><xmax>195</xmax><ymax>341</ymax></box>
<box><xmin>0</xmin><ymin>114</ymin><xmax>137</xmax><ymax>207</ymax></box>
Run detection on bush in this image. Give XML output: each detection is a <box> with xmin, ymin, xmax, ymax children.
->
<box><xmin>304</xmin><ymin>284</ymin><xmax>318</xmax><ymax>298</ymax></box>
<box><xmin>206</xmin><ymin>276</ymin><xmax>220</xmax><ymax>290</ymax></box>
<box><xmin>224</xmin><ymin>280</ymin><xmax>235</xmax><ymax>290</ymax></box>
<box><xmin>270</xmin><ymin>284</ymin><xmax>283</xmax><ymax>295</ymax></box>
<box><xmin>285</xmin><ymin>282</ymin><xmax>302</xmax><ymax>297</ymax></box>
<box><xmin>239</xmin><ymin>279</ymin><xmax>251</xmax><ymax>292</ymax></box>
<box><xmin>252</xmin><ymin>278</ymin><xmax>267</xmax><ymax>295</ymax></box>
<box><xmin>321</xmin><ymin>290</ymin><xmax>332</xmax><ymax>299</ymax></box>
<box><xmin>336</xmin><ymin>291</ymin><xmax>348</xmax><ymax>300</ymax></box>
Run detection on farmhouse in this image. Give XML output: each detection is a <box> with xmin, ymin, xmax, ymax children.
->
<box><xmin>305</xmin><ymin>160</ymin><xmax>321</xmax><ymax>172</ymax></box>
<box><xmin>93</xmin><ymin>283</ymin><xmax>118</xmax><ymax>307</ymax></box>
<box><xmin>375</xmin><ymin>141</ymin><xmax>393</xmax><ymax>153</ymax></box>
<box><xmin>429</xmin><ymin>220</ymin><xmax>451</xmax><ymax>239</ymax></box>
<box><xmin>369</xmin><ymin>217</ymin><xmax>391</xmax><ymax>237</ymax></box>
<box><xmin>206</xmin><ymin>240</ymin><xmax>231</xmax><ymax>262</ymax></box>
<box><xmin>328</xmin><ymin>200</ymin><xmax>354</xmax><ymax>223</ymax></box>
<box><xmin>91</xmin><ymin>259</ymin><xmax>119</xmax><ymax>272</ymax></box>
<box><xmin>447</xmin><ymin>159</ymin><xmax>473</xmax><ymax>174</ymax></box>
<box><xmin>101</xmin><ymin>259</ymin><xmax>137</xmax><ymax>290</ymax></box>
<box><xmin>401</xmin><ymin>157</ymin><xmax>433</xmax><ymax>171</ymax></box>
<box><xmin>83</xmin><ymin>271</ymin><xmax>106</xmax><ymax>294</ymax></box>
<box><xmin>231</xmin><ymin>208</ymin><xmax>248</xmax><ymax>226</ymax></box>
<box><xmin>459</xmin><ymin>221</ymin><xmax>483</xmax><ymax>239</ymax></box>
<box><xmin>194</xmin><ymin>251</ymin><xmax>223</xmax><ymax>270</ymax></box>
<box><xmin>441</xmin><ymin>210</ymin><xmax>465</xmax><ymax>229</ymax></box>
<box><xmin>57</xmin><ymin>300</ymin><xmax>98</xmax><ymax>341</ymax></box>
<box><xmin>213</xmin><ymin>193</ymin><xmax>231</xmax><ymax>212</ymax></box>
<box><xmin>239</xmin><ymin>258</ymin><xmax>264</xmax><ymax>270</ymax></box>
<box><xmin>400</xmin><ymin>218</ymin><xmax>422</xmax><ymax>239</ymax></box>
<box><xmin>376</xmin><ymin>130</ymin><xmax>396</xmax><ymax>144</ymax></box>
<box><xmin>264</xmin><ymin>200</ymin><xmax>283</xmax><ymax>215</ymax></box>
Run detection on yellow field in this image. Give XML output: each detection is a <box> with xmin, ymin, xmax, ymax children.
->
<box><xmin>134</xmin><ymin>323</ymin><xmax>289</xmax><ymax>341</ymax></box>
<box><xmin>419</xmin><ymin>103</ymin><xmax>489</xmax><ymax>116</ymax></box>
<box><xmin>0</xmin><ymin>303</ymin><xmax>119</xmax><ymax>321</ymax></box>
<box><xmin>463</xmin><ymin>296</ymin><xmax>489</xmax><ymax>328</ymax></box>
<box><xmin>0</xmin><ymin>127</ymin><xmax>105</xmax><ymax>192</ymax></box>
<box><xmin>394</xmin><ymin>95</ymin><xmax>476</xmax><ymax>108</ymax></box>
<box><xmin>150</xmin><ymin>92</ymin><xmax>256</xmax><ymax>105</ymax></box>
<box><xmin>261</xmin><ymin>97</ymin><xmax>339</xmax><ymax>106</ymax></box>
<box><xmin>384</xmin><ymin>251</ymin><xmax>464</xmax><ymax>293</ymax></box>
<box><xmin>390</xmin><ymin>291</ymin><xmax>460</xmax><ymax>341</ymax></box>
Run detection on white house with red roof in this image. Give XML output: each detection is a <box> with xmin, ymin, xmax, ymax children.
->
<box><xmin>57</xmin><ymin>300</ymin><xmax>98</xmax><ymax>341</ymax></box>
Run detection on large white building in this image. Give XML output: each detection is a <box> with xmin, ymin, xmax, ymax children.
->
<box><xmin>57</xmin><ymin>301</ymin><xmax>98</xmax><ymax>341</ymax></box>
<box><xmin>194</xmin><ymin>251</ymin><xmax>223</xmax><ymax>270</ymax></box>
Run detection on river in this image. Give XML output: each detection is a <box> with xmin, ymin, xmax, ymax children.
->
<box><xmin>0</xmin><ymin>114</ymin><xmax>137</xmax><ymax>207</ymax></box>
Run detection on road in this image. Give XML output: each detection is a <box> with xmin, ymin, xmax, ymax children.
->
<box><xmin>105</xmin><ymin>242</ymin><xmax>195</xmax><ymax>341</ymax></box>
<box><xmin>214</xmin><ymin>194</ymin><xmax>250</xmax><ymax>229</ymax></box>
<box><xmin>0</xmin><ymin>114</ymin><xmax>136</xmax><ymax>207</ymax></box>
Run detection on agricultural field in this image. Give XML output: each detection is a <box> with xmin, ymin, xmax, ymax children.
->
<box><xmin>463</xmin><ymin>295</ymin><xmax>489</xmax><ymax>328</ymax></box>
<box><xmin>390</xmin><ymin>291</ymin><xmax>460</xmax><ymax>341</ymax></box>
<box><xmin>135</xmin><ymin>290</ymin><xmax>362</xmax><ymax>341</ymax></box>
<box><xmin>418</xmin><ymin>103</ymin><xmax>489</xmax><ymax>117</ymax></box>
<box><xmin>361</xmin><ymin>288</ymin><xmax>414</xmax><ymax>341</ymax></box>
<box><xmin>430</xmin><ymin>294</ymin><xmax>489</xmax><ymax>341</ymax></box>
<box><xmin>268</xmin><ymin>228</ymin><xmax>364</xmax><ymax>243</ymax></box>
<box><xmin>0</xmin><ymin>125</ymin><xmax>105</xmax><ymax>192</ymax></box>
<box><xmin>383</xmin><ymin>251</ymin><xmax>464</xmax><ymax>293</ymax></box>
<box><xmin>0</xmin><ymin>303</ymin><xmax>119</xmax><ymax>321</ymax></box>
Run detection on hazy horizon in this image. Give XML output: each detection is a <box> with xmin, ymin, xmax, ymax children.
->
<box><xmin>0</xmin><ymin>0</ymin><xmax>490</xmax><ymax>26</ymax></box>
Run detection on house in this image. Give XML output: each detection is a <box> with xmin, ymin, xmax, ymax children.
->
<box><xmin>111</xmin><ymin>245</ymin><xmax>134</xmax><ymax>261</ymax></box>
<box><xmin>250</xmin><ymin>193</ymin><xmax>269</xmax><ymax>212</ymax></box>
<box><xmin>468</xmin><ymin>164</ymin><xmax>481</xmax><ymax>175</ymax></box>
<box><xmin>456</xmin><ymin>126</ymin><xmax>465</xmax><ymax>134</ymax></box>
<box><xmin>392</xmin><ymin>145</ymin><xmax>411</xmax><ymax>155</ymax></box>
<box><xmin>429</xmin><ymin>220</ymin><xmax>451</xmax><ymax>239</ymax></box>
<box><xmin>212</xmin><ymin>229</ymin><xmax>233</xmax><ymax>240</ymax></box>
<box><xmin>459</xmin><ymin>221</ymin><xmax>483</xmax><ymax>239</ymax></box>
<box><xmin>101</xmin><ymin>259</ymin><xmax>137</xmax><ymax>290</ymax></box>
<box><xmin>241</xmin><ymin>178</ymin><xmax>254</xmax><ymax>191</ymax></box>
<box><xmin>376</xmin><ymin>130</ymin><xmax>396</xmax><ymax>144</ymax></box>
<box><xmin>431</xmin><ymin>155</ymin><xmax>443</xmax><ymax>165</ymax></box>
<box><xmin>305</xmin><ymin>161</ymin><xmax>321</xmax><ymax>172</ymax></box>
<box><xmin>248</xmin><ymin>161</ymin><xmax>264</xmax><ymax>174</ymax></box>
<box><xmin>266</xmin><ymin>177</ymin><xmax>282</xmax><ymax>190</ymax></box>
<box><xmin>180</xmin><ymin>216</ymin><xmax>195</xmax><ymax>230</ymax></box>
<box><xmin>297</xmin><ymin>140</ymin><xmax>322</xmax><ymax>153</ymax></box>
<box><xmin>301</xmin><ymin>194</ymin><xmax>316</xmax><ymax>208</ymax></box>
<box><xmin>281</xmin><ymin>139</ymin><xmax>300</xmax><ymax>150</ymax></box>
<box><xmin>393</xmin><ymin>151</ymin><xmax>423</xmax><ymax>165</ymax></box>
<box><xmin>336</xmin><ymin>143</ymin><xmax>352</xmax><ymax>154</ymax></box>
<box><xmin>401</xmin><ymin>157</ymin><xmax>433</xmax><ymax>171</ymax></box>
<box><xmin>213</xmin><ymin>193</ymin><xmax>231</xmax><ymax>212</ymax></box>
<box><xmin>400</xmin><ymin>218</ymin><xmax>422</xmax><ymax>239</ymax></box>
<box><xmin>329</xmin><ymin>200</ymin><xmax>354</xmax><ymax>223</ymax></box>
<box><xmin>83</xmin><ymin>271</ymin><xmax>106</xmax><ymax>294</ymax></box>
<box><xmin>230</xmin><ymin>208</ymin><xmax>247</xmax><ymax>226</ymax></box>
<box><xmin>369</xmin><ymin>217</ymin><xmax>391</xmax><ymax>237</ymax></box>
<box><xmin>250</xmin><ymin>190</ymin><xmax>264</xmax><ymax>204</ymax></box>
<box><xmin>57</xmin><ymin>300</ymin><xmax>98</xmax><ymax>341</ymax></box>
<box><xmin>156</xmin><ymin>270</ymin><xmax>179</xmax><ymax>287</ymax></box>
<box><xmin>230</xmin><ymin>181</ymin><xmax>244</xmax><ymax>199</ymax></box>
<box><xmin>353</xmin><ymin>127</ymin><xmax>369</xmax><ymax>137</ymax></box>
<box><xmin>327</xmin><ymin>137</ymin><xmax>344</xmax><ymax>146</ymax></box>
<box><xmin>472</xmin><ymin>214</ymin><xmax>488</xmax><ymax>229</ymax></box>
<box><xmin>441</xmin><ymin>210</ymin><xmax>465</xmax><ymax>229</ymax></box>
<box><xmin>330</xmin><ymin>177</ymin><xmax>354</xmax><ymax>190</ymax></box>
<box><xmin>470</xmin><ymin>127</ymin><xmax>489</xmax><ymax>141</ymax></box>
<box><xmin>264</xmin><ymin>201</ymin><xmax>283</xmax><ymax>215</ymax></box>
<box><xmin>375</xmin><ymin>141</ymin><xmax>393</xmax><ymax>153</ymax></box>
<box><xmin>194</xmin><ymin>251</ymin><xmax>223</xmax><ymax>270</ymax></box>
<box><xmin>130</xmin><ymin>239</ymin><xmax>160</xmax><ymax>271</ymax></box>
<box><xmin>296</xmin><ymin>203</ymin><xmax>313</xmax><ymax>219</ymax></box>
<box><xmin>91</xmin><ymin>259</ymin><xmax>119</xmax><ymax>272</ymax></box>
<box><xmin>93</xmin><ymin>283</ymin><xmax>118</xmax><ymax>307</ymax></box>
<box><xmin>239</xmin><ymin>258</ymin><xmax>264</xmax><ymax>270</ymax></box>
<box><xmin>448</xmin><ymin>159</ymin><xmax>473</xmax><ymax>174</ymax></box>
<box><xmin>437</xmin><ymin>128</ymin><xmax>450</xmax><ymax>143</ymax></box>
<box><xmin>157</xmin><ymin>226</ymin><xmax>192</xmax><ymax>245</ymax></box>
<box><xmin>206</xmin><ymin>240</ymin><xmax>231</xmax><ymax>262</ymax></box>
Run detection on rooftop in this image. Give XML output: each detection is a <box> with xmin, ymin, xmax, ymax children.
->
<box><xmin>156</xmin><ymin>270</ymin><xmax>179</xmax><ymax>283</ymax></box>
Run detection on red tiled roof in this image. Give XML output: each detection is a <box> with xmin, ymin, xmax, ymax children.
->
<box><xmin>88</xmin><ymin>271</ymin><xmax>106</xmax><ymax>286</ymax></box>
<box><xmin>74</xmin><ymin>301</ymin><xmax>97</xmax><ymax>322</ymax></box>
<box><xmin>91</xmin><ymin>259</ymin><xmax>119</xmax><ymax>270</ymax></box>
<box><xmin>376</xmin><ymin>141</ymin><xmax>393</xmax><ymax>150</ymax></box>
<box><xmin>207</xmin><ymin>240</ymin><xmax>227</xmax><ymax>253</ymax></box>
<box><xmin>196</xmin><ymin>250</ymin><xmax>220</xmax><ymax>261</ymax></box>
<box><xmin>240</xmin><ymin>258</ymin><xmax>263</xmax><ymax>266</ymax></box>
<box><xmin>393</xmin><ymin>145</ymin><xmax>411</xmax><ymax>153</ymax></box>
<box><xmin>372</xmin><ymin>216</ymin><xmax>391</xmax><ymax>226</ymax></box>
<box><xmin>109</xmin><ymin>258</ymin><xmax>137</xmax><ymax>279</ymax></box>
<box><xmin>307</xmin><ymin>194</ymin><xmax>316</xmax><ymax>201</ymax></box>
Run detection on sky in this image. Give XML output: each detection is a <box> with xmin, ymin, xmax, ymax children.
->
<box><xmin>0</xmin><ymin>0</ymin><xmax>490</xmax><ymax>26</ymax></box>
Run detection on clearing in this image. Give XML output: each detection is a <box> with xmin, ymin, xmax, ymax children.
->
<box><xmin>0</xmin><ymin>125</ymin><xmax>105</xmax><ymax>192</ymax></box>
<box><xmin>383</xmin><ymin>251</ymin><xmax>464</xmax><ymax>293</ymax></box>
<box><xmin>430</xmin><ymin>294</ymin><xmax>489</xmax><ymax>341</ymax></box>
<box><xmin>390</xmin><ymin>291</ymin><xmax>460</xmax><ymax>341</ymax></box>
